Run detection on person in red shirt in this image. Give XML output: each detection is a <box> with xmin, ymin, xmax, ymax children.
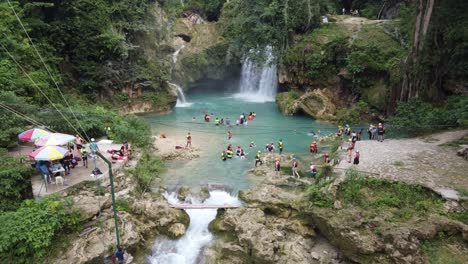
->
<box><xmin>309</xmin><ymin>141</ymin><xmax>317</xmax><ymax>153</ymax></box>
<box><xmin>324</xmin><ymin>153</ymin><xmax>331</xmax><ymax>164</ymax></box>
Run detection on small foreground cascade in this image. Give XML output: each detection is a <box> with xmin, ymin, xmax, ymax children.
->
<box><xmin>147</xmin><ymin>190</ymin><xmax>242</xmax><ymax>264</ymax></box>
<box><xmin>236</xmin><ymin>45</ymin><xmax>278</xmax><ymax>102</ymax></box>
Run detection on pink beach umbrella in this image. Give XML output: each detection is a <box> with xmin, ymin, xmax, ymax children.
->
<box><xmin>35</xmin><ymin>133</ymin><xmax>76</xmax><ymax>147</ymax></box>
<box><xmin>18</xmin><ymin>128</ymin><xmax>50</xmax><ymax>142</ymax></box>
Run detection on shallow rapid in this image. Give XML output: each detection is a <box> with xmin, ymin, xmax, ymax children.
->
<box><xmin>146</xmin><ymin>191</ymin><xmax>242</xmax><ymax>264</ymax></box>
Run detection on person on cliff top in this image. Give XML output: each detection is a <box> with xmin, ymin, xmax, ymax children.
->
<box><xmin>278</xmin><ymin>139</ymin><xmax>284</xmax><ymax>155</ymax></box>
<box><xmin>377</xmin><ymin>123</ymin><xmax>385</xmax><ymax>142</ymax></box>
<box><xmin>310</xmin><ymin>162</ymin><xmax>317</xmax><ymax>178</ymax></box>
<box><xmin>292</xmin><ymin>158</ymin><xmax>300</xmax><ymax>178</ymax></box>
<box><xmin>255</xmin><ymin>150</ymin><xmax>263</xmax><ymax>167</ymax></box>
<box><xmin>353</xmin><ymin>150</ymin><xmax>360</xmax><ymax>165</ymax></box>
<box><xmin>186</xmin><ymin>132</ymin><xmax>192</xmax><ymax>148</ymax></box>
<box><xmin>275</xmin><ymin>158</ymin><xmax>281</xmax><ymax>177</ymax></box>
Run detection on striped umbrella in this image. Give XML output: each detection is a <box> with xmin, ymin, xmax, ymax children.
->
<box><xmin>29</xmin><ymin>146</ymin><xmax>69</xmax><ymax>161</ymax></box>
<box><xmin>18</xmin><ymin>128</ymin><xmax>50</xmax><ymax>142</ymax></box>
<box><xmin>35</xmin><ymin>133</ymin><xmax>76</xmax><ymax>147</ymax></box>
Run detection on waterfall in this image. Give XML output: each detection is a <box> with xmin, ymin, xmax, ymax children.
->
<box><xmin>172</xmin><ymin>45</ymin><xmax>185</xmax><ymax>64</ymax></box>
<box><xmin>236</xmin><ymin>45</ymin><xmax>278</xmax><ymax>102</ymax></box>
<box><xmin>147</xmin><ymin>191</ymin><xmax>242</xmax><ymax>264</ymax></box>
<box><xmin>168</xmin><ymin>82</ymin><xmax>192</xmax><ymax>107</ymax></box>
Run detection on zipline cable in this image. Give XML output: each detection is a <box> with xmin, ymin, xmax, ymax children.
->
<box><xmin>0</xmin><ymin>43</ymin><xmax>83</xmax><ymax>137</ymax></box>
<box><xmin>0</xmin><ymin>103</ymin><xmax>59</xmax><ymax>132</ymax></box>
<box><xmin>6</xmin><ymin>0</ymin><xmax>90</xmax><ymax>142</ymax></box>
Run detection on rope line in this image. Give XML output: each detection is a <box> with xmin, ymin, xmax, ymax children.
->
<box><xmin>0</xmin><ymin>103</ymin><xmax>59</xmax><ymax>132</ymax></box>
<box><xmin>6</xmin><ymin>0</ymin><xmax>90</xmax><ymax>141</ymax></box>
<box><xmin>0</xmin><ymin>43</ymin><xmax>82</xmax><ymax>137</ymax></box>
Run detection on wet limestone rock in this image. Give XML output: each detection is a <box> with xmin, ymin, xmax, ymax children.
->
<box><xmin>210</xmin><ymin>208</ymin><xmax>320</xmax><ymax>264</ymax></box>
<box><xmin>168</xmin><ymin>223</ymin><xmax>187</xmax><ymax>239</ymax></box>
<box><xmin>276</xmin><ymin>89</ymin><xmax>336</xmax><ymax>120</ymax></box>
<box><xmin>57</xmin><ymin>212</ymin><xmax>141</xmax><ymax>264</ymax></box>
<box><xmin>131</xmin><ymin>194</ymin><xmax>190</xmax><ymax>238</ymax></box>
<box><xmin>72</xmin><ymin>193</ymin><xmax>112</xmax><ymax>222</ymax></box>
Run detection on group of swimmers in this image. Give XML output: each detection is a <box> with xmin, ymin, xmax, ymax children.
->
<box><xmin>203</xmin><ymin>111</ymin><xmax>257</xmax><ymax>127</ymax></box>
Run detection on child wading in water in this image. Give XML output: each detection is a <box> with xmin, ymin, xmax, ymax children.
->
<box><xmin>186</xmin><ymin>132</ymin><xmax>192</xmax><ymax>148</ymax></box>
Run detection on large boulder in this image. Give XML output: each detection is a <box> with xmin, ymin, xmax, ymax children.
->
<box><xmin>276</xmin><ymin>89</ymin><xmax>337</xmax><ymax>120</ymax></box>
<box><xmin>72</xmin><ymin>194</ymin><xmax>112</xmax><ymax>222</ymax></box>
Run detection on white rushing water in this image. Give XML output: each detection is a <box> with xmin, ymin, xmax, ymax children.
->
<box><xmin>168</xmin><ymin>82</ymin><xmax>192</xmax><ymax>108</ymax></box>
<box><xmin>236</xmin><ymin>45</ymin><xmax>278</xmax><ymax>102</ymax></box>
<box><xmin>172</xmin><ymin>45</ymin><xmax>185</xmax><ymax>64</ymax></box>
<box><xmin>147</xmin><ymin>191</ymin><xmax>242</xmax><ymax>264</ymax></box>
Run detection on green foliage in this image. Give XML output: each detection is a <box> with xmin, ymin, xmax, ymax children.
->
<box><xmin>421</xmin><ymin>233</ymin><xmax>468</xmax><ymax>264</ymax></box>
<box><xmin>0</xmin><ymin>149</ymin><xmax>34</xmax><ymax>212</ymax></box>
<box><xmin>183</xmin><ymin>0</ymin><xmax>226</xmax><ymax>21</ymax></box>
<box><xmin>307</xmin><ymin>184</ymin><xmax>333</xmax><ymax>208</ymax></box>
<box><xmin>0</xmin><ymin>195</ymin><xmax>81</xmax><ymax>262</ymax></box>
<box><xmin>389</xmin><ymin>97</ymin><xmax>468</xmax><ymax>134</ymax></box>
<box><xmin>339</xmin><ymin>168</ymin><xmax>444</xmax><ymax>222</ymax></box>
<box><xmin>282</xmin><ymin>23</ymin><xmax>349</xmax><ymax>80</ymax></box>
<box><xmin>128</xmin><ymin>152</ymin><xmax>165</xmax><ymax>194</ymax></box>
<box><xmin>111</xmin><ymin>115</ymin><xmax>152</xmax><ymax>148</ymax></box>
<box><xmin>222</xmin><ymin>0</ymin><xmax>332</xmax><ymax>56</ymax></box>
<box><xmin>116</xmin><ymin>198</ymin><xmax>132</xmax><ymax>214</ymax></box>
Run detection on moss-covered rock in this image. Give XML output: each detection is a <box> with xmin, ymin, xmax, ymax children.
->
<box><xmin>276</xmin><ymin>89</ymin><xmax>337</xmax><ymax>120</ymax></box>
<box><xmin>279</xmin><ymin>16</ymin><xmax>407</xmax><ymax>119</ymax></box>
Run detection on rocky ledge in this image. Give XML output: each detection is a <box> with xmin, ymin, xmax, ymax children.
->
<box><xmin>53</xmin><ymin>171</ymin><xmax>189</xmax><ymax>263</ymax></box>
<box><xmin>207</xmin><ymin>165</ymin><xmax>468</xmax><ymax>264</ymax></box>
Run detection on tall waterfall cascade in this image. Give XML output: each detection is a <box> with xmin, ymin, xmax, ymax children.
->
<box><xmin>236</xmin><ymin>45</ymin><xmax>278</xmax><ymax>102</ymax></box>
<box><xmin>169</xmin><ymin>45</ymin><xmax>191</xmax><ymax>107</ymax></box>
<box><xmin>147</xmin><ymin>191</ymin><xmax>242</xmax><ymax>264</ymax></box>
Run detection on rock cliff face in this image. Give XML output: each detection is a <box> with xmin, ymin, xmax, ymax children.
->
<box><xmin>169</xmin><ymin>14</ymin><xmax>240</xmax><ymax>88</ymax></box>
<box><xmin>207</xmin><ymin>166</ymin><xmax>468</xmax><ymax>264</ymax></box>
<box><xmin>53</xmin><ymin>172</ymin><xmax>189</xmax><ymax>264</ymax></box>
<box><xmin>277</xmin><ymin>16</ymin><xmax>399</xmax><ymax>119</ymax></box>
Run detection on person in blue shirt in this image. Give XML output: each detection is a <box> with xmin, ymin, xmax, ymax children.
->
<box><xmin>112</xmin><ymin>247</ymin><xmax>124</xmax><ymax>264</ymax></box>
<box><xmin>89</xmin><ymin>138</ymin><xmax>100</xmax><ymax>154</ymax></box>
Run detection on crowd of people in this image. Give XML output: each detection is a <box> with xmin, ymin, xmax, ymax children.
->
<box><xmin>183</xmin><ymin>109</ymin><xmax>388</xmax><ymax>179</ymax></box>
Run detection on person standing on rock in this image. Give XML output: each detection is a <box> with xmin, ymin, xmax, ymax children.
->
<box><xmin>255</xmin><ymin>150</ymin><xmax>263</xmax><ymax>166</ymax></box>
<box><xmin>292</xmin><ymin>158</ymin><xmax>300</xmax><ymax>178</ymax></box>
<box><xmin>275</xmin><ymin>158</ymin><xmax>281</xmax><ymax>177</ymax></box>
<box><xmin>186</xmin><ymin>132</ymin><xmax>192</xmax><ymax>148</ymax></box>
<box><xmin>353</xmin><ymin>150</ymin><xmax>360</xmax><ymax>165</ymax></box>
<box><xmin>377</xmin><ymin>123</ymin><xmax>385</xmax><ymax>142</ymax></box>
